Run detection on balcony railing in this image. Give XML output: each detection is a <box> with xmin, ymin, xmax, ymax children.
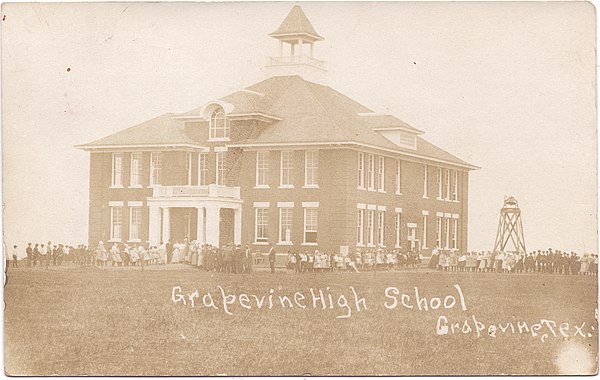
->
<box><xmin>267</xmin><ymin>55</ymin><xmax>326</xmax><ymax>70</ymax></box>
<box><xmin>152</xmin><ymin>185</ymin><xmax>241</xmax><ymax>199</ymax></box>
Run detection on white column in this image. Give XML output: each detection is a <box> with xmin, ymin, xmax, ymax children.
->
<box><xmin>298</xmin><ymin>39</ymin><xmax>303</xmax><ymax>57</ymax></box>
<box><xmin>196</xmin><ymin>207</ymin><xmax>205</xmax><ymax>245</ymax></box>
<box><xmin>148</xmin><ymin>205</ymin><xmax>161</xmax><ymax>246</ymax></box>
<box><xmin>234</xmin><ymin>208</ymin><xmax>242</xmax><ymax>245</ymax></box>
<box><xmin>162</xmin><ymin>207</ymin><xmax>170</xmax><ymax>243</ymax></box>
<box><xmin>205</xmin><ymin>205</ymin><xmax>221</xmax><ymax>247</ymax></box>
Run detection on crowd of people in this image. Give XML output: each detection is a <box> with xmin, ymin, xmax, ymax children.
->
<box><xmin>428</xmin><ymin>248</ymin><xmax>598</xmax><ymax>275</ymax></box>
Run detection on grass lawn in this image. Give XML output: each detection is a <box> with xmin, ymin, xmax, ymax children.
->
<box><xmin>4</xmin><ymin>265</ymin><xmax>598</xmax><ymax>375</ymax></box>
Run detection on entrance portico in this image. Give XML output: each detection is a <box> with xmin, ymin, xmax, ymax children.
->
<box><xmin>147</xmin><ymin>184</ymin><xmax>243</xmax><ymax>247</ymax></box>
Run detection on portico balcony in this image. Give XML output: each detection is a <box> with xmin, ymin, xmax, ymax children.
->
<box><xmin>267</xmin><ymin>54</ymin><xmax>326</xmax><ymax>70</ymax></box>
<box><xmin>152</xmin><ymin>184</ymin><xmax>241</xmax><ymax>200</ymax></box>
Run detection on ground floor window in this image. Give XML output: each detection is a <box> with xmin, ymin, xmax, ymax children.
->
<box><xmin>110</xmin><ymin>207</ymin><xmax>123</xmax><ymax>241</ymax></box>
<box><xmin>444</xmin><ymin>218</ymin><xmax>450</xmax><ymax>248</ymax></box>
<box><xmin>129</xmin><ymin>207</ymin><xmax>142</xmax><ymax>241</ymax></box>
<box><xmin>451</xmin><ymin>218</ymin><xmax>458</xmax><ymax>249</ymax></box>
<box><xmin>255</xmin><ymin>208</ymin><xmax>268</xmax><ymax>243</ymax></box>
<box><xmin>436</xmin><ymin>217</ymin><xmax>442</xmax><ymax>248</ymax></box>
<box><xmin>395</xmin><ymin>212</ymin><xmax>401</xmax><ymax>248</ymax></box>
<box><xmin>304</xmin><ymin>208</ymin><xmax>318</xmax><ymax>244</ymax></box>
<box><xmin>279</xmin><ymin>208</ymin><xmax>293</xmax><ymax>243</ymax></box>
<box><xmin>422</xmin><ymin>214</ymin><xmax>428</xmax><ymax>249</ymax></box>
<box><xmin>377</xmin><ymin>211</ymin><xmax>385</xmax><ymax>247</ymax></box>
<box><xmin>357</xmin><ymin>209</ymin><xmax>364</xmax><ymax>245</ymax></box>
<box><xmin>367</xmin><ymin>210</ymin><xmax>375</xmax><ymax>246</ymax></box>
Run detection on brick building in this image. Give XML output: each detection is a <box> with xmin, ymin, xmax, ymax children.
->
<box><xmin>77</xmin><ymin>6</ymin><xmax>478</xmax><ymax>256</ymax></box>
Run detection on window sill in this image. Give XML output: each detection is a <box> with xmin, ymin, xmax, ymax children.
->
<box><xmin>302</xmin><ymin>242</ymin><xmax>318</xmax><ymax>246</ymax></box>
<box><xmin>302</xmin><ymin>185</ymin><xmax>319</xmax><ymax>189</ymax></box>
<box><xmin>109</xmin><ymin>185</ymin><xmax>124</xmax><ymax>189</ymax></box>
<box><xmin>278</xmin><ymin>185</ymin><xmax>294</xmax><ymax>189</ymax></box>
<box><xmin>356</xmin><ymin>243</ymin><xmax>365</xmax><ymax>247</ymax></box>
<box><xmin>367</xmin><ymin>188</ymin><xmax>375</xmax><ymax>192</ymax></box>
<box><xmin>128</xmin><ymin>239</ymin><xmax>142</xmax><ymax>243</ymax></box>
<box><xmin>253</xmin><ymin>242</ymin><xmax>269</xmax><ymax>245</ymax></box>
<box><xmin>277</xmin><ymin>242</ymin><xmax>293</xmax><ymax>246</ymax></box>
<box><xmin>108</xmin><ymin>239</ymin><xmax>122</xmax><ymax>243</ymax></box>
<box><xmin>208</xmin><ymin>138</ymin><xmax>230</xmax><ymax>142</ymax></box>
<box><xmin>254</xmin><ymin>185</ymin><xmax>270</xmax><ymax>189</ymax></box>
<box><xmin>357</xmin><ymin>186</ymin><xmax>366</xmax><ymax>191</ymax></box>
<box><xmin>437</xmin><ymin>197</ymin><xmax>444</xmax><ymax>201</ymax></box>
<box><xmin>147</xmin><ymin>185</ymin><xmax>160</xmax><ymax>188</ymax></box>
<box><xmin>128</xmin><ymin>185</ymin><xmax>143</xmax><ymax>189</ymax></box>
<box><xmin>378</xmin><ymin>189</ymin><xmax>386</xmax><ymax>193</ymax></box>
<box><xmin>423</xmin><ymin>195</ymin><xmax>429</xmax><ymax>199</ymax></box>
<box><xmin>396</xmin><ymin>192</ymin><xmax>403</xmax><ymax>196</ymax></box>
<box><xmin>367</xmin><ymin>244</ymin><xmax>376</xmax><ymax>248</ymax></box>
<box><xmin>395</xmin><ymin>245</ymin><xmax>402</xmax><ymax>249</ymax></box>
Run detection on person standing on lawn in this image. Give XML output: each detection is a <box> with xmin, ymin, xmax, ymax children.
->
<box><xmin>268</xmin><ymin>244</ymin><xmax>276</xmax><ymax>274</ymax></box>
<box><xmin>26</xmin><ymin>243</ymin><xmax>33</xmax><ymax>267</ymax></box>
<box><xmin>12</xmin><ymin>245</ymin><xmax>18</xmax><ymax>268</ymax></box>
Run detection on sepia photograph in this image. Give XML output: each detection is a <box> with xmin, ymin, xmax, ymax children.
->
<box><xmin>2</xmin><ymin>1</ymin><xmax>598</xmax><ymax>376</ymax></box>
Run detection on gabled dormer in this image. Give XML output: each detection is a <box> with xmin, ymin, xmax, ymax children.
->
<box><xmin>358</xmin><ymin>113</ymin><xmax>424</xmax><ymax>150</ymax></box>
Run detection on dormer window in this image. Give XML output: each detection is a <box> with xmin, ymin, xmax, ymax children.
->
<box><xmin>209</xmin><ymin>108</ymin><xmax>230</xmax><ymax>140</ymax></box>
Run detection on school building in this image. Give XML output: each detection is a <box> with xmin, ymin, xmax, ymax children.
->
<box><xmin>77</xmin><ymin>5</ymin><xmax>478</xmax><ymax>255</ymax></box>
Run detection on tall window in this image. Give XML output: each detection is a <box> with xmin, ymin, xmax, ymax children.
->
<box><xmin>423</xmin><ymin>164</ymin><xmax>429</xmax><ymax>198</ymax></box>
<box><xmin>395</xmin><ymin>159</ymin><xmax>401</xmax><ymax>194</ymax></box>
<box><xmin>444</xmin><ymin>218</ymin><xmax>450</xmax><ymax>248</ymax></box>
<box><xmin>130</xmin><ymin>152</ymin><xmax>141</xmax><ymax>187</ymax></box>
<box><xmin>209</xmin><ymin>108</ymin><xmax>229</xmax><ymax>140</ymax></box>
<box><xmin>305</xmin><ymin>150</ymin><xmax>318</xmax><ymax>186</ymax></box>
<box><xmin>150</xmin><ymin>152</ymin><xmax>162</xmax><ymax>186</ymax></box>
<box><xmin>279</xmin><ymin>208</ymin><xmax>293</xmax><ymax>243</ymax></box>
<box><xmin>357</xmin><ymin>152</ymin><xmax>365</xmax><ymax>189</ymax></box>
<box><xmin>367</xmin><ymin>210</ymin><xmax>375</xmax><ymax>246</ymax></box>
<box><xmin>436</xmin><ymin>217</ymin><xmax>442</xmax><ymax>248</ymax></box>
<box><xmin>452</xmin><ymin>170</ymin><xmax>459</xmax><ymax>201</ymax></box>
<box><xmin>445</xmin><ymin>169</ymin><xmax>451</xmax><ymax>200</ymax></box>
<box><xmin>451</xmin><ymin>218</ymin><xmax>458</xmax><ymax>249</ymax></box>
<box><xmin>280</xmin><ymin>151</ymin><xmax>293</xmax><ymax>187</ymax></box>
<box><xmin>395</xmin><ymin>212</ymin><xmax>402</xmax><ymax>247</ymax></box>
<box><xmin>303</xmin><ymin>208</ymin><xmax>318</xmax><ymax>243</ymax></box>
<box><xmin>357</xmin><ymin>209</ymin><xmax>364</xmax><ymax>245</ymax></box>
<box><xmin>437</xmin><ymin>168</ymin><xmax>443</xmax><ymax>199</ymax></box>
<box><xmin>422</xmin><ymin>214</ymin><xmax>428</xmax><ymax>249</ymax></box>
<box><xmin>367</xmin><ymin>154</ymin><xmax>375</xmax><ymax>190</ymax></box>
<box><xmin>198</xmin><ymin>153</ymin><xmax>208</xmax><ymax>186</ymax></box>
<box><xmin>110</xmin><ymin>206</ymin><xmax>123</xmax><ymax>241</ymax></box>
<box><xmin>256</xmin><ymin>151</ymin><xmax>269</xmax><ymax>187</ymax></box>
<box><xmin>255</xmin><ymin>208</ymin><xmax>268</xmax><ymax>243</ymax></box>
<box><xmin>111</xmin><ymin>153</ymin><xmax>123</xmax><ymax>187</ymax></box>
<box><xmin>129</xmin><ymin>207</ymin><xmax>142</xmax><ymax>241</ymax></box>
<box><xmin>377</xmin><ymin>156</ymin><xmax>385</xmax><ymax>192</ymax></box>
<box><xmin>216</xmin><ymin>152</ymin><xmax>226</xmax><ymax>186</ymax></box>
<box><xmin>377</xmin><ymin>211</ymin><xmax>385</xmax><ymax>246</ymax></box>
<box><xmin>186</xmin><ymin>152</ymin><xmax>193</xmax><ymax>186</ymax></box>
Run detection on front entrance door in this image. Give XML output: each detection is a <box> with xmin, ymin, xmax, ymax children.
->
<box><xmin>219</xmin><ymin>208</ymin><xmax>235</xmax><ymax>247</ymax></box>
<box><xmin>170</xmin><ymin>208</ymin><xmax>198</xmax><ymax>242</ymax></box>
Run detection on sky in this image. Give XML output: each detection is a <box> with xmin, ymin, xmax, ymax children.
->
<box><xmin>2</xmin><ymin>1</ymin><xmax>597</xmax><ymax>256</ymax></box>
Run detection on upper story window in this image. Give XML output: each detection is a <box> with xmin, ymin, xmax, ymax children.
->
<box><xmin>216</xmin><ymin>152</ymin><xmax>227</xmax><ymax>186</ymax></box>
<box><xmin>304</xmin><ymin>150</ymin><xmax>319</xmax><ymax>187</ymax></box>
<box><xmin>209</xmin><ymin>108</ymin><xmax>230</xmax><ymax>140</ymax></box>
<box><xmin>395</xmin><ymin>159</ymin><xmax>401</xmax><ymax>195</ymax></box>
<box><xmin>280</xmin><ymin>151</ymin><xmax>294</xmax><ymax>187</ymax></box>
<box><xmin>357</xmin><ymin>152</ymin><xmax>365</xmax><ymax>189</ymax></box>
<box><xmin>256</xmin><ymin>151</ymin><xmax>270</xmax><ymax>188</ymax></box>
<box><xmin>452</xmin><ymin>170</ymin><xmax>459</xmax><ymax>201</ymax></box>
<box><xmin>130</xmin><ymin>152</ymin><xmax>142</xmax><ymax>188</ymax></box>
<box><xmin>111</xmin><ymin>153</ymin><xmax>123</xmax><ymax>188</ymax></box>
<box><xmin>150</xmin><ymin>152</ymin><xmax>162</xmax><ymax>186</ymax></box>
<box><xmin>377</xmin><ymin>156</ymin><xmax>385</xmax><ymax>192</ymax></box>
<box><xmin>367</xmin><ymin>154</ymin><xmax>375</xmax><ymax>191</ymax></box>
<box><xmin>198</xmin><ymin>153</ymin><xmax>208</xmax><ymax>186</ymax></box>
<box><xmin>423</xmin><ymin>164</ymin><xmax>429</xmax><ymax>198</ymax></box>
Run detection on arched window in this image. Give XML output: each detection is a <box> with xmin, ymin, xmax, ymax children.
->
<box><xmin>209</xmin><ymin>108</ymin><xmax>230</xmax><ymax>140</ymax></box>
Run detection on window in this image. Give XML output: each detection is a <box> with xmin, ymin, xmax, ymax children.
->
<box><xmin>357</xmin><ymin>152</ymin><xmax>365</xmax><ymax>189</ymax></box>
<box><xmin>209</xmin><ymin>108</ymin><xmax>229</xmax><ymax>140</ymax></box>
<box><xmin>437</xmin><ymin>168</ymin><xmax>443</xmax><ymax>199</ymax></box>
<box><xmin>451</xmin><ymin>218</ymin><xmax>458</xmax><ymax>249</ymax></box>
<box><xmin>444</xmin><ymin>218</ymin><xmax>450</xmax><ymax>248</ymax></box>
<box><xmin>423</xmin><ymin>165</ymin><xmax>429</xmax><ymax>198</ymax></box>
<box><xmin>304</xmin><ymin>150</ymin><xmax>318</xmax><ymax>187</ymax></box>
<box><xmin>256</xmin><ymin>151</ymin><xmax>269</xmax><ymax>187</ymax></box>
<box><xmin>395</xmin><ymin>212</ymin><xmax>402</xmax><ymax>247</ymax></box>
<box><xmin>198</xmin><ymin>153</ymin><xmax>208</xmax><ymax>186</ymax></box>
<box><xmin>111</xmin><ymin>153</ymin><xmax>123</xmax><ymax>187</ymax></box>
<box><xmin>110</xmin><ymin>206</ymin><xmax>123</xmax><ymax>241</ymax></box>
<box><xmin>255</xmin><ymin>208</ymin><xmax>269</xmax><ymax>243</ymax></box>
<box><xmin>445</xmin><ymin>169</ymin><xmax>450</xmax><ymax>200</ymax></box>
<box><xmin>452</xmin><ymin>170</ymin><xmax>459</xmax><ymax>201</ymax></box>
<box><xmin>422</xmin><ymin>214</ymin><xmax>428</xmax><ymax>249</ymax></box>
<box><xmin>216</xmin><ymin>152</ymin><xmax>227</xmax><ymax>186</ymax></box>
<box><xmin>367</xmin><ymin>210</ymin><xmax>375</xmax><ymax>246</ymax></box>
<box><xmin>303</xmin><ymin>208</ymin><xmax>318</xmax><ymax>244</ymax></box>
<box><xmin>377</xmin><ymin>211</ymin><xmax>385</xmax><ymax>246</ymax></box>
<box><xmin>186</xmin><ymin>152</ymin><xmax>192</xmax><ymax>186</ymax></box>
<box><xmin>395</xmin><ymin>159</ymin><xmax>401</xmax><ymax>194</ymax></box>
<box><xmin>150</xmin><ymin>152</ymin><xmax>162</xmax><ymax>186</ymax></box>
<box><xmin>279</xmin><ymin>208</ymin><xmax>293</xmax><ymax>243</ymax></box>
<box><xmin>357</xmin><ymin>209</ymin><xmax>364</xmax><ymax>245</ymax></box>
<box><xmin>377</xmin><ymin>156</ymin><xmax>385</xmax><ymax>192</ymax></box>
<box><xmin>367</xmin><ymin>154</ymin><xmax>375</xmax><ymax>190</ymax></box>
<box><xmin>436</xmin><ymin>217</ymin><xmax>442</xmax><ymax>248</ymax></box>
<box><xmin>280</xmin><ymin>151</ymin><xmax>293</xmax><ymax>187</ymax></box>
<box><xmin>130</xmin><ymin>152</ymin><xmax>142</xmax><ymax>187</ymax></box>
<box><xmin>129</xmin><ymin>207</ymin><xmax>142</xmax><ymax>241</ymax></box>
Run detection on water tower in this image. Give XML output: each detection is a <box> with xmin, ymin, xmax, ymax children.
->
<box><xmin>493</xmin><ymin>196</ymin><xmax>527</xmax><ymax>254</ymax></box>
